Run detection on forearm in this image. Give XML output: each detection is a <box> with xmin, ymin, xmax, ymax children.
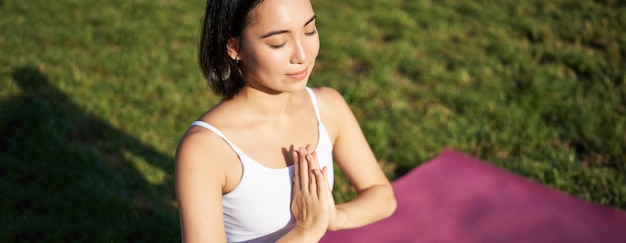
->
<box><xmin>276</xmin><ymin>226</ymin><xmax>323</xmax><ymax>243</ymax></box>
<box><xmin>331</xmin><ymin>184</ymin><xmax>397</xmax><ymax>230</ymax></box>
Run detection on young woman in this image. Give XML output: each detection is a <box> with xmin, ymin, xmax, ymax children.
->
<box><xmin>175</xmin><ymin>0</ymin><xmax>397</xmax><ymax>242</ymax></box>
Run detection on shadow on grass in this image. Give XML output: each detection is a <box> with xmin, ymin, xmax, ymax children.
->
<box><xmin>0</xmin><ymin>65</ymin><xmax>179</xmax><ymax>242</ymax></box>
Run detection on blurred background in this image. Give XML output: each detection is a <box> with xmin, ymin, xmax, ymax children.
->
<box><xmin>1</xmin><ymin>0</ymin><xmax>624</xmax><ymax>241</ymax></box>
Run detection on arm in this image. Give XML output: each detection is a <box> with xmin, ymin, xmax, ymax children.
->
<box><xmin>175</xmin><ymin>129</ymin><xmax>230</xmax><ymax>243</ymax></box>
<box><xmin>316</xmin><ymin>87</ymin><xmax>397</xmax><ymax>230</ymax></box>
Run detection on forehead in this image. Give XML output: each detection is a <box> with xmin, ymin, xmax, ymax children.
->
<box><xmin>247</xmin><ymin>0</ymin><xmax>315</xmax><ymax>31</ymax></box>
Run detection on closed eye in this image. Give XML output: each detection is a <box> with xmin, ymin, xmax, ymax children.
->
<box><xmin>270</xmin><ymin>42</ymin><xmax>287</xmax><ymax>49</ymax></box>
<box><xmin>305</xmin><ymin>29</ymin><xmax>317</xmax><ymax>36</ymax></box>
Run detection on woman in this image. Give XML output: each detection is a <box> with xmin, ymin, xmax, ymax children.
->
<box><xmin>175</xmin><ymin>0</ymin><xmax>397</xmax><ymax>242</ymax></box>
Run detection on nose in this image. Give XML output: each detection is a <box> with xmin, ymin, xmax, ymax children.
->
<box><xmin>290</xmin><ymin>39</ymin><xmax>307</xmax><ymax>64</ymax></box>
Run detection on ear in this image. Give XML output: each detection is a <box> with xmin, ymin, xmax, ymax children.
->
<box><xmin>226</xmin><ymin>37</ymin><xmax>241</xmax><ymax>61</ymax></box>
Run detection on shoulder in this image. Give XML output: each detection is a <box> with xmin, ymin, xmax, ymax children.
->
<box><xmin>308</xmin><ymin>86</ymin><xmax>352</xmax><ymax>117</ymax></box>
<box><xmin>308</xmin><ymin>86</ymin><xmax>346</xmax><ymax>105</ymax></box>
<box><xmin>177</xmin><ymin>125</ymin><xmax>229</xmax><ymax>161</ymax></box>
<box><xmin>308</xmin><ymin>86</ymin><xmax>355</xmax><ymax>140</ymax></box>
<box><xmin>175</xmin><ymin>124</ymin><xmax>237</xmax><ymax>189</ymax></box>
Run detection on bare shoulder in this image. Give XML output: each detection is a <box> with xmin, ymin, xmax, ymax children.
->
<box><xmin>177</xmin><ymin>101</ymin><xmax>237</xmax><ymax>170</ymax></box>
<box><xmin>309</xmin><ymin>86</ymin><xmax>352</xmax><ymax>118</ymax></box>
<box><xmin>309</xmin><ymin>86</ymin><xmax>346</xmax><ymax>106</ymax></box>
<box><xmin>308</xmin><ymin>86</ymin><xmax>355</xmax><ymax>141</ymax></box>
<box><xmin>177</xmin><ymin>125</ymin><xmax>229</xmax><ymax>162</ymax></box>
<box><xmin>176</xmin><ymin>125</ymin><xmax>235</xmax><ymax>187</ymax></box>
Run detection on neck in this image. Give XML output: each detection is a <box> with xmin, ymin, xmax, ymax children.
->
<box><xmin>233</xmin><ymin>86</ymin><xmax>296</xmax><ymax>118</ymax></box>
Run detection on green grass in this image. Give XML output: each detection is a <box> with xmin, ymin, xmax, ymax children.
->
<box><xmin>1</xmin><ymin>0</ymin><xmax>624</xmax><ymax>241</ymax></box>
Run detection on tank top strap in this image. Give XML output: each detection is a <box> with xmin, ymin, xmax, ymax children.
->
<box><xmin>304</xmin><ymin>87</ymin><xmax>322</xmax><ymax>124</ymax></box>
<box><xmin>191</xmin><ymin>121</ymin><xmax>244</xmax><ymax>155</ymax></box>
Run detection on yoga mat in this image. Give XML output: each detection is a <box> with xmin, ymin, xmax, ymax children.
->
<box><xmin>321</xmin><ymin>148</ymin><xmax>626</xmax><ymax>243</ymax></box>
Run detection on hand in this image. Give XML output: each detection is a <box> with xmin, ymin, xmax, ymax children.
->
<box><xmin>299</xmin><ymin>145</ymin><xmax>343</xmax><ymax>230</ymax></box>
<box><xmin>301</xmin><ymin>145</ymin><xmax>342</xmax><ymax>230</ymax></box>
<box><xmin>290</xmin><ymin>145</ymin><xmax>333</xmax><ymax>240</ymax></box>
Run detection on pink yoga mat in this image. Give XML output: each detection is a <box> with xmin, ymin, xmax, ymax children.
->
<box><xmin>321</xmin><ymin>148</ymin><xmax>626</xmax><ymax>243</ymax></box>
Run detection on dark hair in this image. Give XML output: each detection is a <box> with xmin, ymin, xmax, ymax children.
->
<box><xmin>199</xmin><ymin>0</ymin><xmax>265</xmax><ymax>100</ymax></box>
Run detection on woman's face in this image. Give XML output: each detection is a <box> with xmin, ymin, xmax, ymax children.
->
<box><xmin>229</xmin><ymin>0</ymin><xmax>319</xmax><ymax>94</ymax></box>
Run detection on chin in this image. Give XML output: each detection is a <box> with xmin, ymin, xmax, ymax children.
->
<box><xmin>285</xmin><ymin>79</ymin><xmax>310</xmax><ymax>93</ymax></box>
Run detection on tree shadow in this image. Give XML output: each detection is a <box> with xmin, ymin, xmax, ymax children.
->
<box><xmin>0</xmin><ymin>65</ymin><xmax>179</xmax><ymax>242</ymax></box>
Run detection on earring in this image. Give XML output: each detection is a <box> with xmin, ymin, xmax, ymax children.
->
<box><xmin>235</xmin><ymin>54</ymin><xmax>240</xmax><ymax>64</ymax></box>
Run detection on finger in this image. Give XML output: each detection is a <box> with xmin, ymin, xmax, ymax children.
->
<box><xmin>306</xmin><ymin>145</ymin><xmax>320</xmax><ymax>165</ymax></box>
<box><xmin>306</xmin><ymin>153</ymin><xmax>320</xmax><ymax>195</ymax></box>
<box><xmin>307</xmin><ymin>151</ymin><xmax>320</xmax><ymax>171</ymax></box>
<box><xmin>320</xmin><ymin>166</ymin><xmax>332</xmax><ymax>201</ymax></box>
<box><xmin>292</xmin><ymin>150</ymin><xmax>301</xmax><ymax>191</ymax></box>
<box><xmin>314</xmin><ymin>167</ymin><xmax>327</xmax><ymax>199</ymax></box>
<box><xmin>306</xmin><ymin>144</ymin><xmax>321</xmax><ymax>167</ymax></box>
<box><xmin>298</xmin><ymin>147</ymin><xmax>309</xmax><ymax>193</ymax></box>
<box><xmin>307</xmin><ymin>154</ymin><xmax>318</xmax><ymax>196</ymax></box>
<box><xmin>309</xmin><ymin>167</ymin><xmax>319</xmax><ymax>198</ymax></box>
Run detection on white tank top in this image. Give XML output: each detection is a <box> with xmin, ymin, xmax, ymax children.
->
<box><xmin>191</xmin><ymin>87</ymin><xmax>334</xmax><ymax>242</ymax></box>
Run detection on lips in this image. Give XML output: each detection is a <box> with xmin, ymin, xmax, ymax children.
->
<box><xmin>287</xmin><ymin>68</ymin><xmax>308</xmax><ymax>80</ymax></box>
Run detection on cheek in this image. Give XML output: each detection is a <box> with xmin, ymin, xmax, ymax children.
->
<box><xmin>306</xmin><ymin>37</ymin><xmax>320</xmax><ymax>59</ymax></box>
<box><xmin>243</xmin><ymin>47</ymin><xmax>288</xmax><ymax>76</ymax></box>
<box><xmin>258</xmin><ymin>50</ymin><xmax>288</xmax><ymax>71</ymax></box>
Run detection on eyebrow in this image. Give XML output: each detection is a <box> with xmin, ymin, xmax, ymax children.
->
<box><xmin>260</xmin><ymin>15</ymin><xmax>317</xmax><ymax>39</ymax></box>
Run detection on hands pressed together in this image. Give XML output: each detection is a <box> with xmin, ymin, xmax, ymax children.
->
<box><xmin>290</xmin><ymin>145</ymin><xmax>342</xmax><ymax>241</ymax></box>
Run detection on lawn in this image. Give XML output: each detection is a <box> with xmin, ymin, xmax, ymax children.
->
<box><xmin>1</xmin><ymin>0</ymin><xmax>624</xmax><ymax>241</ymax></box>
